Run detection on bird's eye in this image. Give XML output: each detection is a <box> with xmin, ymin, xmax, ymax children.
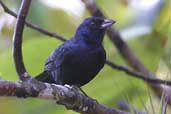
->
<box><xmin>90</xmin><ymin>22</ymin><xmax>96</xmax><ymax>27</ymax></box>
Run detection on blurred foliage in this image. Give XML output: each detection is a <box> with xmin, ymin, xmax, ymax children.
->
<box><xmin>95</xmin><ymin>0</ymin><xmax>133</xmax><ymax>26</ymax></box>
<box><xmin>154</xmin><ymin>0</ymin><xmax>171</xmax><ymax>36</ymax></box>
<box><xmin>0</xmin><ymin>0</ymin><xmax>170</xmax><ymax>114</ymax></box>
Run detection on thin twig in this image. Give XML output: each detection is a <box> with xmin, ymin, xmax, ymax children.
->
<box><xmin>12</xmin><ymin>0</ymin><xmax>32</xmax><ymax>81</ymax></box>
<box><xmin>0</xmin><ymin>0</ymin><xmax>66</xmax><ymax>42</ymax></box>
<box><xmin>106</xmin><ymin>60</ymin><xmax>171</xmax><ymax>86</ymax></box>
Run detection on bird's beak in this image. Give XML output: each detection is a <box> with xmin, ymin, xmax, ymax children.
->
<box><xmin>101</xmin><ymin>19</ymin><xmax>116</xmax><ymax>29</ymax></box>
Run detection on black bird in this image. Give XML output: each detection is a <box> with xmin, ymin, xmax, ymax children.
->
<box><xmin>36</xmin><ymin>17</ymin><xmax>115</xmax><ymax>87</ymax></box>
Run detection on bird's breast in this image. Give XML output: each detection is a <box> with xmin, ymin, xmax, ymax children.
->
<box><xmin>59</xmin><ymin>45</ymin><xmax>106</xmax><ymax>86</ymax></box>
<box><xmin>74</xmin><ymin>47</ymin><xmax>105</xmax><ymax>66</ymax></box>
<box><xmin>66</xmin><ymin>47</ymin><xmax>106</xmax><ymax>79</ymax></box>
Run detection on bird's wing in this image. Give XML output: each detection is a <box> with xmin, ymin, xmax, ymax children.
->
<box><xmin>44</xmin><ymin>43</ymin><xmax>75</xmax><ymax>84</ymax></box>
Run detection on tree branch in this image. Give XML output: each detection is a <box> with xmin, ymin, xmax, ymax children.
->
<box><xmin>12</xmin><ymin>0</ymin><xmax>32</xmax><ymax>81</ymax></box>
<box><xmin>0</xmin><ymin>79</ymin><xmax>130</xmax><ymax>114</ymax></box>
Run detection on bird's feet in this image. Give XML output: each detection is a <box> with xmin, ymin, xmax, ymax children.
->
<box><xmin>64</xmin><ymin>84</ymin><xmax>87</xmax><ymax>96</ymax></box>
<box><xmin>64</xmin><ymin>84</ymin><xmax>98</xmax><ymax>103</ymax></box>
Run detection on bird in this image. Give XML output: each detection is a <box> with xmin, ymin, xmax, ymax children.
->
<box><xmin>35</xmin><ymin>17</ymin><xmax>115</xmax><ymax>87</ymax></box>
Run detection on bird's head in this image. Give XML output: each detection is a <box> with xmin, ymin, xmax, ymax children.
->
<box><xmin>75</xmin><ymin>17</ymin><xmax>115</xmax><ymax>45</ymax></box>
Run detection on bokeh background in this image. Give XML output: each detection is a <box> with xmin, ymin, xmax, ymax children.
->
<box><xmin>0</xmin><ymin>0</ymin><xmax>170</xmax><ymax>114</ymax></box>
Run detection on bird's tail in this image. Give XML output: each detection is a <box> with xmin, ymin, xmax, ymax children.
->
<box><xmin>35</xmin><ymin>71</ymin><xmax>55</xmax><ymax>83</ymax></box>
